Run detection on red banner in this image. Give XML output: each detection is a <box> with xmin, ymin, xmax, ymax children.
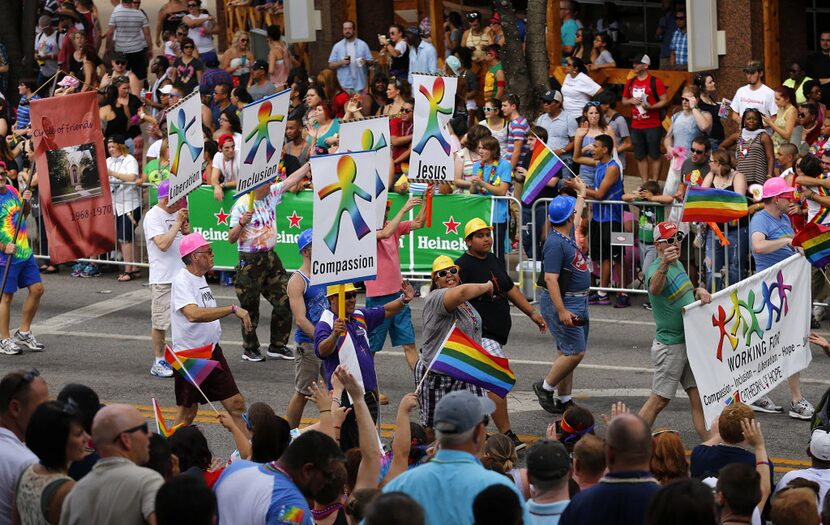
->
<box><xmin>31</xmin><ymin>92</ymin><xmax>115</xmax><ymax>264</ymax></box>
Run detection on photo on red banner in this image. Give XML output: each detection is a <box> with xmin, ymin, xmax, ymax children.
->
<box><xmin>31</xmin><ymin>92</ymin><xmax>115</xmax><ymax>264</ymax></box>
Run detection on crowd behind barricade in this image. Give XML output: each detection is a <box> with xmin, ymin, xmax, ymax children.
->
<box><xmin>1</xmin><ymin>0</ymin><xmax>830</xmax><ymax>524</ymax></box>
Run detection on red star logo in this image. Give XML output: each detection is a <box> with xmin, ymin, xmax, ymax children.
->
<box><xmin>287</xmin><ymin>210</ymin><xmax>303</xmax><ymax>229</ymax></box>
<box><xmin>214</xmin><ymin>208</ymin><xmax>230</xmax><ymax>225</ymax></box>
<box><xmin>443</xmin><ymin>216</ymin><xmax>460</xmax><ymax>234</ymax></box>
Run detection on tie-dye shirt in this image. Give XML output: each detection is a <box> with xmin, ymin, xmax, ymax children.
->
<box><xmin>229</xmin><ymin>181</ymin><xmax>285</xmax><ymax>253</ymax></box>
<box><xmin>0</xmin><ymin>186</ymin><xmax>31</xmax><ymax>264</ymax></box>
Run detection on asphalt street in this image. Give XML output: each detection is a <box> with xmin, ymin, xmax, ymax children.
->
<box><xmin>3</xmin><ymin>270</ymin><xmax>828</xmax><ymax>480</ymax></box>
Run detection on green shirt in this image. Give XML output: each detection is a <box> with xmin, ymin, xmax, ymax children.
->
<box><xmin>636</xmin><ymin>202</ymin><xmax>666</xmax><ymax>244</ymax></box>
<box><xmin>646</xmin><ymin>259</ymin><xmax>695</xmax><ymax>344</ymax></box>
<box><xmin>144</xmin><ymin>159</ymin><xmax>170</xmax><ymax>185</ymax></box>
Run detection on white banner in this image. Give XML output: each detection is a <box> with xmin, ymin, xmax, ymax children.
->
<box><xmin>166</xmin><ymin>92</ymin><xmax>205</xmax><ymax>205</ymax></box>
<box><xmin>408</xmin><ymin>74</ymin><xmax>457</xmax><ymax>182</ymax></box>
<box><xmin>310</xmin><ymin>150</ymin><xmax>377</xmax><ymax>285</ymax></box>
<box><xmin>683</xmin><ymin>255</ymin><xmax>812</xmax><ymax>427</ymax></box>
<box><xmin>236</xmin><ymin>89</ymin><xmax>291</xmax><ymax>197</ymax></box>
<box><xmin>339</xmin><ymin>116</ymin><xmax>391</xmax><ymax>229</ymax></box>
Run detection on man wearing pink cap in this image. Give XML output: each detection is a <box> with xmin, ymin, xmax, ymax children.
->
<box><xmin>171</xmin><ymin>232</ymin><xmax>252</xmax><ymax>429</ymax></box>
<box><xmin>638</xmin><ymin>221</ymin><xmax>711</xmax><ymax>439</ymax></box>
<box><xmin>143</xmin><ymin>179</ymin><xmax>189</xmax><ymax>377</ymax></box>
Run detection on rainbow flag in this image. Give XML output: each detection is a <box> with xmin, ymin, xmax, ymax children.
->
<box><xmin>793</xmin><ymin>221</ymin><xmax>830</xmax><ymax>268</ymax></box>
<box><xmin>163</xmin><ymin>345</ymin><xmax>220</xmax><ymax>387</ymax></box>
<box><xmin>520</xmin><ymin>138</ymin><xmax>564</xmax><ymax>205</ymax></box>
<box><xmin>152</xmin><ymin>398</ymin><xmax>184</xmax><ymax>438</ymax></box>
<box><xmin>681</xmin><ymin>186</ymin><xmax>748</xmax><ymax>223</ymax></box>
<box><xmin>275</xmin><ymin>506</ymin><xmax>305</xmax><ymax>524</ymax></box>
<box><xmin>429</xmin><ymin>324</ymin><xmax>516</xmax><ymax>397</ymax></box>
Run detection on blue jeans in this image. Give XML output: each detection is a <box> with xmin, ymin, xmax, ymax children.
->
<box><xmin>704</xmin><ymin>224</ymin><xmax>748</xmax><ymax>290</ymax></box>
<box><xmin>540</xmin><ymin>292</ymin><xmax>589</xmax><ymax>355</ymax></box>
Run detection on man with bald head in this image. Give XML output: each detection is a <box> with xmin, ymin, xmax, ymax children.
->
<box><xmin>0</xmin><ymin>369</ymin><xmax>48</xmax><ymax>523</ymax></box>
<box><xmin>559</xmin><ymin>412</ymin><xmax>660</xmax><ymax>525</ymax></box>
<box><xmin>60</xmin><ymin>404</ymin><xmax>164</xmax><ymax>525</ymax></box>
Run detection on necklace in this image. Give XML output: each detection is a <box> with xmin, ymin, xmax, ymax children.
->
<box><xmin>311</xmin><ymin>502</ymin><xmax>343</xmax><ymax>520</ymax></box>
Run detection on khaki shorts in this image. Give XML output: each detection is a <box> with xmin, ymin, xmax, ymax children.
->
<box><xmin>651</xmin><ymin>339</ymin><xmax>696</xmax><ymax>399</ymax></box>
<box><xmin>150</xmin><ymin>283</ymin><xmax>172</xmax><ymax>331</ymax></box>
<box><xmin>295</xmin><ymin>342</ymin><xmax>323</xmax><ymax>396</ymax></box>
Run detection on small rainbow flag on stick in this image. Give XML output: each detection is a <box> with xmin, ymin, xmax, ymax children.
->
<box><xmin>163</xmin><ymin>344</ymin><xmax>220</xmax><ymax>387</ymax></box>
<box><xmin>681</xmin><ymin>186</ymin><xmax>748</xmax><ymax>223</ymax></box>
<box><xmin>520</xmin><ymin>138</ymin><xmax>564</xmax><ymax>205</ymax></box>
<box><xmin>152</xmin><ymin>398</ymin><xmax>184</xmax><ymax>438</ymax></box>
<box><xmin>793</xmin><ymin>221</ymin><xmax>830</xmax><ymax>268</ymax></box>
<box><xmin>426</xmin><ymin>324</ymin><xmax>516</xmax><ymax>398</ymax></box>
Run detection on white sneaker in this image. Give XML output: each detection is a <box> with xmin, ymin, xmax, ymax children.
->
<box><xmin>751</xmin><ymin>395</ymin><xmax>783</xmax><ymax>413</ymax></box>
<box><xmin>150</xmin><ymin>361</ymin><xmax>174</xmax><ymax>378</ymax></box>
<box><xmin>14</xmin><ymin>330</ymin><xmax>45</xmax><ymax>351</ymax></box>
<box><xmin>0</xmin><ymin>338</ymin><xmax>22</xmax><ymax>355</ymax></box>
<box><xmin>789</xmin><ymin>399</ymin><xmax>815</xmax><ymax>420</ymax></box>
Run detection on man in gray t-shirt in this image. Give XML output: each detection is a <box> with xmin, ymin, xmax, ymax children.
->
<box><xmin>247</xmin><ymin>60</ymin><xmax>278</xmax><ymax>102</ymax></box>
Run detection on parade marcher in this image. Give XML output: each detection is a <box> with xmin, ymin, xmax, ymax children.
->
<box><xmin>171</xmin><ymin>232</ymin><xmax>252</xmax><ymax>431</ymax></box>
<box><xmin>285</xmin><ymin>229</ymin><xmax>328</xmax><ymax>428</ymax></box>
<box><xmin>533</xmin><ymin>190</ymin><xmax>591</xmax><ymax>415</ymax></box>
<box><xmin>366</xmin><ymin>197</ymin><xmax>426</xmax><ymax>374</ymax></box>
<box><xmin>0</xmin><ymin>164</ymin><xmax>45</xmax><ymax>356</ymax></box>
<box><xmin>637</xmin><ymin>222</ymin><xmax>710</xmax><ymax>440</ymax></box>
<box><xmin>314</xmin><ymin>281</ymin><xmax>415</xmax><ymax>450</ymax></box>
<box><xmin>227</xmin><ymin>164</ymin><xmax>310</xmax><ymax>362</ymax></box>
<box><xmin>456</xmin><ymin>217</ymin><xmax>546</xmax><ymax>450</ymax></box>
<box><xmin>144</xmin><ymin>179</ymin><xmax>188</xmax><ymax>378</ymax></box>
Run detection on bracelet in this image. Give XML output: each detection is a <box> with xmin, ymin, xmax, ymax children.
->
<box><xmin>400</xmin><ymin>292</ymin><xmax>411</xmax><ymax>304</ymax></box>
<box><xmin>331</xmin><ymin>398</ymin><xmax>342</xmax><ymax>405</ymax></box>
<box><xmin>319</xmin><ymin>409</ymin><xmax>331</xmax><ymax>413</ymax></box>
<box><xmin>756</xmin><ymin>460</ymin><xmax>771</xmax><ymax>466</ymax></box>
<box><xmin>230</xmin><ymin>305</ymin><xmax>237</xmax><ymax>315</ymax></box>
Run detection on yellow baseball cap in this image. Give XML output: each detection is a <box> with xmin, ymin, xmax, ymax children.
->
<box><xmin>464</xmin><ymin>218</ymin><xmax>492</xmax><ymax>238</ymax></box>
<box><xmin>325</xmin><ymin>282</ymin><xmax>360</xmax><ymax>297</ymax></box>
<box><xmin>432</xmin><ymin>255</ymin><xmax>457</xmax><ymax>275</ymax></box>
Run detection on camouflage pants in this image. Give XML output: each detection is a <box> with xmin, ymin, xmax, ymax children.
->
<box><xmin>235</xmin><ymin>250</ymin><xmax>292</xmax><ymax>352</ymax></box>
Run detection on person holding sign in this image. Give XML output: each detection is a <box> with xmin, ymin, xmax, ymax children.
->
<box><xmin>637</xmin><ymin>222</ymin><xmax>711</xmax><ymax>440</ymax></box>
<box><xmin>227</xmin><ymin>163</ymin><xmax>310</xmax><ymax>363</ymax></box>
<box><xmin>314</xmin><ymin>281</ymin><xmax>415</xmax><ymax>450</ymax></box>
<box><xmin>171</xmin><ymin>233</ymin><xmax>252</xmax><ymax>431</ymax></box>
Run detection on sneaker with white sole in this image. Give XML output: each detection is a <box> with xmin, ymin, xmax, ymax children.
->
<box><xmin>266</xmin><ymin>345</ymin><xmax>293</xmax><ymax>360</ymax></box>
<box><xmin>751</xmin><ymin>395</ymin><xmax>784</xmax><ymax>414</ymax></box>
<box><xmin>0</xmin><ymin>338</ymin><xmax>22</xmax><ymax>355</ymax></box>
<box><xmin>14</xmin><ymin>330</ymin><xmax>44</xmax><ymax>351</ymax></box>
<box><xmin>150</xmin><ymin>361</ymin><xmax>174</xmax><ymax>378</ymax></box>
<box><xmin>242</xmin><ymin>348</ymin><xmax>266</xmax><ymax>362</ymax></box>
<box><xmin>789</xmin><ymin>399</ymin><xmax>815</xmax><ymax>420</ymax></box>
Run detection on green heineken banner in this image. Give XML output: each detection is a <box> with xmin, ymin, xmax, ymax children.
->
<box><xmin>153</xmin><ymin>186</ymin><xmax>493</xmax><ymax>273</ymax></box>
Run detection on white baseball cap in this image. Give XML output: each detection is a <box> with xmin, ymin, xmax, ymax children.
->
<box><xmin>810</xmin><ymin>426</ymin><xmax>830</xmax><ymax>461</ymax></box>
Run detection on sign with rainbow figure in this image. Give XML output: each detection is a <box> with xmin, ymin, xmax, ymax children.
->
<box><xmin>310</xmin><ymin>150</ymin><xmax>377</xmax><ymax>285</ymax></box>
<box><xmin>409</xmin><ymin>74</ymin><xmax>457</xmax><ymax>182</ymax></box>
<box><xmin>683</xmin><ymin>255</ymin><xmax>812</xmax><ymax>428</ymax></box>
<box><xmin>236</xmin><ymin>89</ymin><xmax>290</xmax><ymax>197</ymax></box>
<box><xmin>339</xmin><ymin>116</ymin><xmax>391</xmax><ymax>229</ymax></box>
<box><xmin>166</xmin><ymin>91</ymin><xmax>205</xmax><ymax>205</ymax></box>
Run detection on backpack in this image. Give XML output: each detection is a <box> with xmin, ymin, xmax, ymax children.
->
<box><xmin>624</xmin><ymin>74</ymin><xmax>667</xmax><ymax>121</ymax></box>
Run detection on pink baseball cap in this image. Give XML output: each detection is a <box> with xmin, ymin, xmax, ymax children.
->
<box><xmin>179</xmin><ymin>232</ymin><xmax>209</xmax><ymax>257</ymax></box>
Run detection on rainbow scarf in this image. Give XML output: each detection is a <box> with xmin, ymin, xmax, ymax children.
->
<box><xmin>681</xmin><ymin>186</ymin><xmax>748</xmax><ymax>223</ymax></box>
<box><xmin>429</xmin><ymin>324</ymin><xmax>516</xmax><ymax>398</ymax></box>
<box><xmin>521</xmin><ymin>138</ymin><xmax>564</xmax><ymax>205</ymax></box>
<box><xmin>152</xmin><ymin>398</ymin><xmax>184</xmax><ymax>438</ymax></box>
<box><xmin>163</xmin><ymin>344</ymin><xmax>221</xmax><ymax>387</ymax></box>
<box><xmin>793</xmin><ymin>221</ymin><xmax>830</xmax><ymax>268</ymax></box>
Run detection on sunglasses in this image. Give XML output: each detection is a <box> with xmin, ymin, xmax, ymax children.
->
<box><xmin>344</xmin><ymin>292</ymin><xmax>358</xmax><ymax>300</ymax></box>
<box><xmin>691</xmin><ymin>148</ymin><xmax>706</xmax><ymax>154</ymax></box>
<box><xmin>657</xmin><ymin>236</ymin><xmax>678</xmax><ymax>245</ymax></box>
<box><xmin>187</xmin><ymin>3</ymin><xmax>198</xmax><ymax>7</ymax></box>
<box><xmin>584</xmin><ymin>101</ymin><xmax>601</xmax><ymax>108</ymax></box>
<box><xmin>183</xmin><ymin>45</ymin><xmax>194</xmax><ymax>49</ymax></box>
<box><xmin>177</xmin><ymin>32</ymin><xmax>187</xmax><ymax>36</ymax></box>
<box><xmin>194</xmin><ymin>248</ymin><xmax>214</xmax><ymax>255</ymax></box>
<box><xmin>401</xmin><ymin>108</ymin><xmax>413</xmax><ymax>113</ymax></box>
<box><xmin>436</xmin><ymin>267</ymin><xmax>459</xmax><ymax>278</ymax></box>
<box><xmin>112</xmin><ymin>422</ymin><xmax>149</xmax><ymax>442</ymax></box>
<box><xmin>798</xmin><ymin>113</ymin><xmax>809</xmax><ymax>118</ymax></box>
<box><xmin>6</xmin><ymin>368</ymin><xmax>40</xmax><ymax>401</ymax></box>
<box><xmin>675</xmin><ymin>15</ymin><xmax>685</xmax><ymax>20</ymax></box>
<box><xmin>114</xmin><ymin>60</ymin><xmax>127</xmax><ymax>66</ymax></box>
<box><xmin>483</xmin><ymin>107</ymin><xmax>497</xmax><ymax>111</ymax></box>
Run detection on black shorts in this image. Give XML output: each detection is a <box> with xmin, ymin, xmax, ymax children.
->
<box><xmin>125</xmin><ymin>49</ymin><xmax>149</xmax><ymax>80</ymax></box>
<box><xmin>174</xmin><ymin>344</ymin><xmax>240</xmax><ymax>407</ymax></box>
<box><xmin>630</xmin><ymin>126</ymin><xmax>663</xmax><ymax>160</ymax></box>
<box><xmin>116</xmin><ymin>207</ymin><xmax>141</xmax><ymax>243</ymax></box>
<box><xmin>589</xmin><ymin>220</ymin><xmax>623</xmax><ymax>261</ymax></box>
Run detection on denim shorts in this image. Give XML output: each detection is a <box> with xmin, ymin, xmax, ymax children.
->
<box><xmin>366</xmin><ymin>293</ymin><xmax>415</xmax><ymax>352</ymax></box>
<box><xmin>540</xmin><ymin>291</ymin><xmax>589</xmax><ymax>355</ymax></box>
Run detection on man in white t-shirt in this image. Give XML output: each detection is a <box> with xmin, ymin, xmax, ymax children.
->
<box><xmin>774</xmin><ymin>426</ymin><xmax>830</xmax><ymax>513</ymax></box>
<box><xmin>171</xmin><ymin>232</ymin><xmax>252</xmax><ymax>430</ymax></box>
<box><xmin>227</xmin><ymin>163</ymin><xmax>310</xmax><ymax>362</ymax></box>
<box><xmin>730</xmin><ymin>60</ymin><xmax>778</xmax><ymax>125</ymax></box>
<box><xmin>144</xmin><ymin>179</ymin><xmax>188</xmax><ymax>378</ymax></box>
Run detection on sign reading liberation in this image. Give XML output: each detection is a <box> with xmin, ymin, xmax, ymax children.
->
<box><xmin>408</xmin><ymin>74</ymin><xmax>457</xmax><ymax>182</ymax></box>
<box><xmin>167</xmin><ymin>92</ymin><xmax>205</xmax><ymax>205</ymax></box>
<box><xmin>236</xmin><ymin>89</ymin><xmax>290</xmax><ymax>197</ymax></box>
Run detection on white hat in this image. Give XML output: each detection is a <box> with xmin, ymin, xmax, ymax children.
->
<box><xmin>159</xmin><ymin>84</ymin><xmax>174</xmax><ymax>95</ymax></box>
<box><xmin>810</xmin><ymin>427</ymin><xmax>830</xmax><ymax>461</ymax></box>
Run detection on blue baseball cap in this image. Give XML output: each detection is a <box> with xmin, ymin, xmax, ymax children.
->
<box><xmin>548</xmin><ymin>196</ymin><xmax>576</xmax><ymax>224</ymax></box>
<box><xmin>297</xmin><ymin>229</ymin><xmax>313</xmax><ymax>252</ymax></box>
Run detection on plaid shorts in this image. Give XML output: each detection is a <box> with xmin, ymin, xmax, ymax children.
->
<box><xmin>415</xmin><ymin>358</ymin><xmax>483</xmax><ymax>428</ymax></box>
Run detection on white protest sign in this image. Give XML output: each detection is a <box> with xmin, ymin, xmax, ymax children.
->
<box><xmin>683</xmin><ymin>254</ymin><xmax>812</xmax><ymax>428</ymax></box>
<box><xmin>408</xmin><ymin>73</ymin><xmax>457</xmax><ymax>181</ymax></box>
<box><xmin>236</xmin><ymin>89</ymin><xmax>290</xmax><ymax>197</ymax></box>
<box><xmin>310</xmin><ymin>150</ymin><xmax>377</xmax><ymax>285</ymax></box>
<box><xmin>166</xmin><ymin>91</ymin><xmax>205</xmax><ymax>205</ymax></box>
<box><xmin>338</xmin><ymin>116</ymin><xmax>391</xmax><ymax>229</ymax></box>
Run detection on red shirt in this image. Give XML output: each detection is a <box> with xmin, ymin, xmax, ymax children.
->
<box><xmin>390</xmin><ymin>116</ymin><xmax>413</xmax><ymax>174</ymax></box>
<box><xmin>624</xmin><ymin>75</ymin><xmax>667</xmax><ymax>129</ymax></box>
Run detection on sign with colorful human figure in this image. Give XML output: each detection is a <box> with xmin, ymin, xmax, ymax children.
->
<box><xmin>339</xmin><ymin>116</ymin><xmax>391</xmax><ymax>229</ymax></box>
<box><xmin>408</xmin><ymin>74</ymin><xmax>457</xmax><ymax>182</ymax></box>
<box><xmin>166</xmin><ymin>92</ymin><xmax>205</xmax><ymax>205</ymax></box>
<box><xmin>236</xmin><ymin>89</ymin><xmax>290</xmax><ymax>197</ymax></box>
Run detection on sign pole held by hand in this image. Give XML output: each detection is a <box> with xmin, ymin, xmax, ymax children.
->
<box><xmin>338</xmin><ymin>283</ymin><xmax>345</xmax><ymax>321</ymax></box>
<box><xmin>425</xmin><ymin>184</ymin><xmax>433</xmax><ymax>228</ymax></box>
<box><xmin>247</xmin><ymin>192</ymin><xmax>255</xmax><ymax>212</ymax></box>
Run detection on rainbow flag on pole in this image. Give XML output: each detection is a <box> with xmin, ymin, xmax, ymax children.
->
<box><xmin>163</xmin><ymin>344</ymin><xmax>220</xmax><ymax>387</ymax></box>
<box><xmin>681</xmin><ymin>186</ymin><xmax>748</xmax><ymax>223</ymax></box>
<box><xmin>793</xmin><ymin>221</ymin><xmax>830</xmax><ymax>268</ymax></box>
<box><xmin>520</xmin><ymin>138</ymin><xmax>564</xmax><ymax>205</ymax></box>
<box><xmin>152</xmin><ymin>398</ymin><xmax>184</xmax><ymax>438</ymax></box>
<box><xmin>429</xmin><ymin>324</ymin><xmax>516</xmax><ymax>397</ymax></box>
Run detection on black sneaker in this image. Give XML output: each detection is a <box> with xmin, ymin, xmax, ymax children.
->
<box><xmin>266</xmin><ymin>345</ymin><xmax>293</xmax><ymax>360</ymax></box>
<box><xmin>552</xmin><ymin>398</ymin><xmax>576</xmax><ymax>414</ymax></box>
<box><xmin>533</xmin><ymin>380</ymin><xmax>559</xmax><ymax>414</ymax></box>
<box><xmin>505</xmin><ymin>429</ymin><xmax>526</xmax><ymax>451</ymax></box>
<box><xmin>242</xmin><ymin>348</ymin><xmax>265</xmax><ymax>362</ymax></box>
<box><xmin>642</xmin><ymin>302</ymin><xmax>653</xmax><ymax>311</ymax></box>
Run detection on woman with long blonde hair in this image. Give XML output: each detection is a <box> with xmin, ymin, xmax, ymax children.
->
<box><xmin>220</xmin><ymin>31</ymin><xmax>255</xmax><ymax>88</ymax></box>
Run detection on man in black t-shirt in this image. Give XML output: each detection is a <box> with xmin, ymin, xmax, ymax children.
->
<box><xmin>456</xmin><ymin>218</ymin><xmax>547</xmax><ymax>451</ymax></box>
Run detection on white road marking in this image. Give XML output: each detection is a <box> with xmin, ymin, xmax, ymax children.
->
<box><xmin>33</xmin><ymin>289</ymin><xmax>150</xmax><ymax>331</ymax></box>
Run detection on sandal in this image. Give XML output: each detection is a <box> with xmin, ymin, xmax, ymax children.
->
<box><xmin>117</xmin><ymin>272</ymin><xmax>134</xmax><ymax>282</ymax></box>
<box><xmin>43</xmin><ymin>265</ymin><xmax>59</xmax><ymax>274</ymax></box>
<box><xmin>128</xmin><ymin>270</ymin><xmax>141</xmax><ymax>279</ymax></box>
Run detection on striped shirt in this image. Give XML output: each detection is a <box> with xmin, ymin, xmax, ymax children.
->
<box><xmin>504</xmin><ymin>115</ymin><xmax>529</xmax><ymax>164</ymax></box>
<box><xmin>15</xmin><ymin>95</ymin><xmax>39</xmax><ymax>130</ymax></box>
<box><xmin>109</xmin><ymin>6</ymin><xmax>149</xmax><ymax>53</ymax></box>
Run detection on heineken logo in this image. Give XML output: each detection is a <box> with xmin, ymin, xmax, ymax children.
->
<box><xmin>442</xmin><ymin>216</ymin><xmax>460</xmax><ymax>234</ymax></box>
<box><xmin>275</xmin><ymin>231</ymin><xmax>300</xmax><ymax>245</ymax></box>
<box><xmin>192</xmin><ymin>227</ymin><xmax>229</xmax><ymax>241</ymax></box>
<box><xmin>214</xmin><ymin>208</ymin><xmax>230</xmax><ymax>226</ymax></box>
<box><xmin>287</xmin><ymin>210</ymin><xmax>303</xmax><ymax>229</ymax></box>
